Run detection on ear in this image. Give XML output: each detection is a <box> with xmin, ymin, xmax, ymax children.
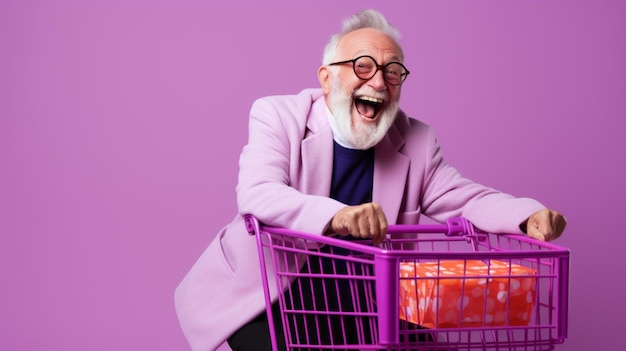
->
<box><xmin>318</xmin><ymin>66</ymin><xmax>332</xmax><ymax>95</ymax></box>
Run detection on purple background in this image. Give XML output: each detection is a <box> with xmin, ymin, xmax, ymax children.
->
<box><xmin>1</xmin><ymin>0</ymin><xmax>624</xmax><ymax>350</ymax></box>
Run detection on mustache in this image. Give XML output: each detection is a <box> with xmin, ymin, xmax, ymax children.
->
<box><xmin>351</xmin><ymin>87</ymin><xmax>388</xmax><ymax>100</ymax></box>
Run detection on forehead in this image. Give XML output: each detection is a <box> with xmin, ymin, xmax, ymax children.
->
<box><xmin>337</xmin><ymin>28</ymin><xmax>403</xmax><ymax>62</ymax></box>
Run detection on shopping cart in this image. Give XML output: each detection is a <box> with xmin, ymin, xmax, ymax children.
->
<box><xmin>245</xmin><ymin>215</ymin><xmax>570</xmax><ymax>351</ymax></box>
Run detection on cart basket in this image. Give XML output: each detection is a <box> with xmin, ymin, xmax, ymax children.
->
<box><xmin>245</xmin><ymin>215</ymin><xmax>570</xmax><ymax>351</ymax></box>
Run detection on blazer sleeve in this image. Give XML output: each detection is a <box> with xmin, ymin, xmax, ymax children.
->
<box><xmin>419</xmin><ymin>127</ymin><xmax>545</xmax><ymax>234</ymax></box>
<box><xmin>235</xmin><ymin>94</ymin><xmax>345</xmax><ymax>234</ymax></box>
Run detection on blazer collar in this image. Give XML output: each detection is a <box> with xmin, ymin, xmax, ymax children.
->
<box><xmin>373</xmin><ymin>121</ymin><xmax>410</xmax><ymax>224</ymax></box>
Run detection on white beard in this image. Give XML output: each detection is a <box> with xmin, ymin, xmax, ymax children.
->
<box><xmin>327</xmin><ymin>80</ymin><xmax>399</xmax><ymax>150</ymax></box>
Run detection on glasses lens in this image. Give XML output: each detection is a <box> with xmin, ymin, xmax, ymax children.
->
<box><xmin>353</xmin><ymin>56</ymin><xmax>376</xmax><ymax>79</ymax></box>
<box><xmin>384</xmin><ymin>63</ymin><xmax>407</xmax><ymax>85</ymax></box>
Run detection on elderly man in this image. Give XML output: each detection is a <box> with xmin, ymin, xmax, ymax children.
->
<box><xmin>175</xmin><ymin>9</ymin><xmax>566</xmax><ymax>351</ymax></box>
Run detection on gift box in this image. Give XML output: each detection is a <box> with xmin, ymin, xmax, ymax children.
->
<box><xmin>399</xmin><ymin>260</ymin><xmax>537</xmax><ymax>328</ymax></box>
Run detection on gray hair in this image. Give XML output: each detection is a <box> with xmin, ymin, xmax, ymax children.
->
<box><xmin>322</xmin><ymin>9</ymin><xmax>402</xmax><ymax>65</ymax></box>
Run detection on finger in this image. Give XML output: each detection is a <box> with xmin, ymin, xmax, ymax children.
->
<box><xmin>544</xmin><ymin>211</ymin><xmax>566</xmax><ymax>241</ymax></box>
<box><xmin>370</xmin><ymin>203</ymin><xmax>386</xmax><ymax>238</ymax></box>
<box><xmin>367</xmin><ymin>210</ymin><xmax>380</xmax><ymax>240</ymax></box>
<box><xmin>374</xmin><ymin>207</ymin><xmax>388</xmax><ymax>245</ymax></box>
<box><xmin>538</xmin><ymin>210</ymin><xmax>557</xmax><ymax>241</ymax></box>
<box><xmin>526</xmin><ymin>225</ymin><xmax>546</xmax><ymax>241</ymax></box>
<box><xmin>540</xmin><ymin>212</ymin><xmax>554</xmax><ymax>237</ymax></box>
<box><xmin>348</xmin><ymin>206</ymin><xmax>363</xmax><ymax>238</ymax></box>
<box><xmin>552</xmin><ymin>214</ymin><xmax>567</xmax><ymax>240</ymax></box>
<box><xmin>543</xmin><ymin>212</ymin><xmax>559</xmax><ymax>241</ymax></box>
<box><xmin>331</xmin><ymin>208</ymin><xmax>354</xmax><ymax>236</ymax></box>
<box><xmin>362</xmin><ymin>203</ymin><xmax>383</xmax><ymax>244</ymax></box>
<box><xmin>355</xmin><ymin>203</ymin><xmax>377</xmax><ymax>239</ymax></box>
<box><xmin>367</xmin><ymin>214</ymin><xmax>384</xmax><ymax>244</ymax></box>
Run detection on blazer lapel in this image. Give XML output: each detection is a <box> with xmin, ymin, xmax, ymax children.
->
<box><xmin>373</xmin><ymin>123</ymin><xmax>410</xmax><ymax>224</ymax></box>
<box><xmin>300</xmin><ymin>97</ymin><xmax>334</xmax><ymax>197</ymax></box>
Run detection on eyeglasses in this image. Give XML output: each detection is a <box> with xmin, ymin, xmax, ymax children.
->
<box><xmin>328</xmin><ymin>55</ymin><xmax>410</xmax><ymax>86</ymax></box>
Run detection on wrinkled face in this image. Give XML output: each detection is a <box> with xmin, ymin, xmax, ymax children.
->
<box><xmin>319</xmin><ymin>28</ymin><xmax>404</xmax><ymax>149</ymax></box>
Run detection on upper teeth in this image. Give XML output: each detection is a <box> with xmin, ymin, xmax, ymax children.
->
<box><xmin>358</xmin><ymin>96</ymin><xmax>383</xmax><ymax>104</ymax></box>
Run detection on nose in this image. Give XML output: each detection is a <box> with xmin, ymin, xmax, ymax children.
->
<box><xmin>367</xmin><ymin>68</ymin><xmax>387</xmax><ymax>91</ymax></box>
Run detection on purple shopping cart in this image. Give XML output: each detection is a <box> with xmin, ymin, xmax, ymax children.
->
<box><xmin>245</xmin><ymin>215</ymin><xmax>570</xmax><ymax>351</ymax></box>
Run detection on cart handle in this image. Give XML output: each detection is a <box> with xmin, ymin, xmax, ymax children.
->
<box><xmin>444</xmin><ymin>217</ymin><xmax>476</xmax><ymax>237</ymax></box>
<box><xmin>245</xmin><ymin>214</ymin><xmax>479</xmax><ymax>238</ymax></box>
<box><xmin>244</xmin><ymin>214</ymin><xmax>261</xmax><ymax>236</ymax></box>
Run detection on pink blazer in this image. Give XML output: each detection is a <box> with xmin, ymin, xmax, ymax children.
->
<box><xmin>174</xmin><ymin>88</ymin><xmax>545</xmax><ymax>350</ymax></box>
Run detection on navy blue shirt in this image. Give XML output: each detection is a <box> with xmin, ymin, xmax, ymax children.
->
<box><xmin>330</xmin><ymin>141</ymin><xmax>374</xmax><ymax>206</ymax></box>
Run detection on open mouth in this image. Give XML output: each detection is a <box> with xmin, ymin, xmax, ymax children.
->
<box><xmin>355</xmin><ymin>96</ymin><xmax>384</xmax><ymax>119</ymax></box>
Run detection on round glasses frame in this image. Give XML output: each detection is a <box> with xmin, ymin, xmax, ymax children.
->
<box><xmin>328</xmin><ymin>55</ymin><xmax>410</xmax><ymax>86</ymax></box>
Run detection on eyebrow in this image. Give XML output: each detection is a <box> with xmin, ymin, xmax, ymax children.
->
<box><xmin>353</xmin><ymin>52</ymin><xmax>403</xmax><ymax>63</ymax></box>
<box><xmin>387</xmin><ymin>52</ymin><xmax>404</xmax><ymax>62</ymax></box>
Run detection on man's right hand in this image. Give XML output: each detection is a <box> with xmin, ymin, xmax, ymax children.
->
<box><xmin>327</xmin><ymin>202</ymin><xmax>388</xmax><ymax>245</ymax></box>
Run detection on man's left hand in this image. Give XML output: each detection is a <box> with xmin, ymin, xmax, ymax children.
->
<box><xmin>522</xmin><ymin>209</ymin><xmax>567</xmax><ymax>241</ymax></box>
